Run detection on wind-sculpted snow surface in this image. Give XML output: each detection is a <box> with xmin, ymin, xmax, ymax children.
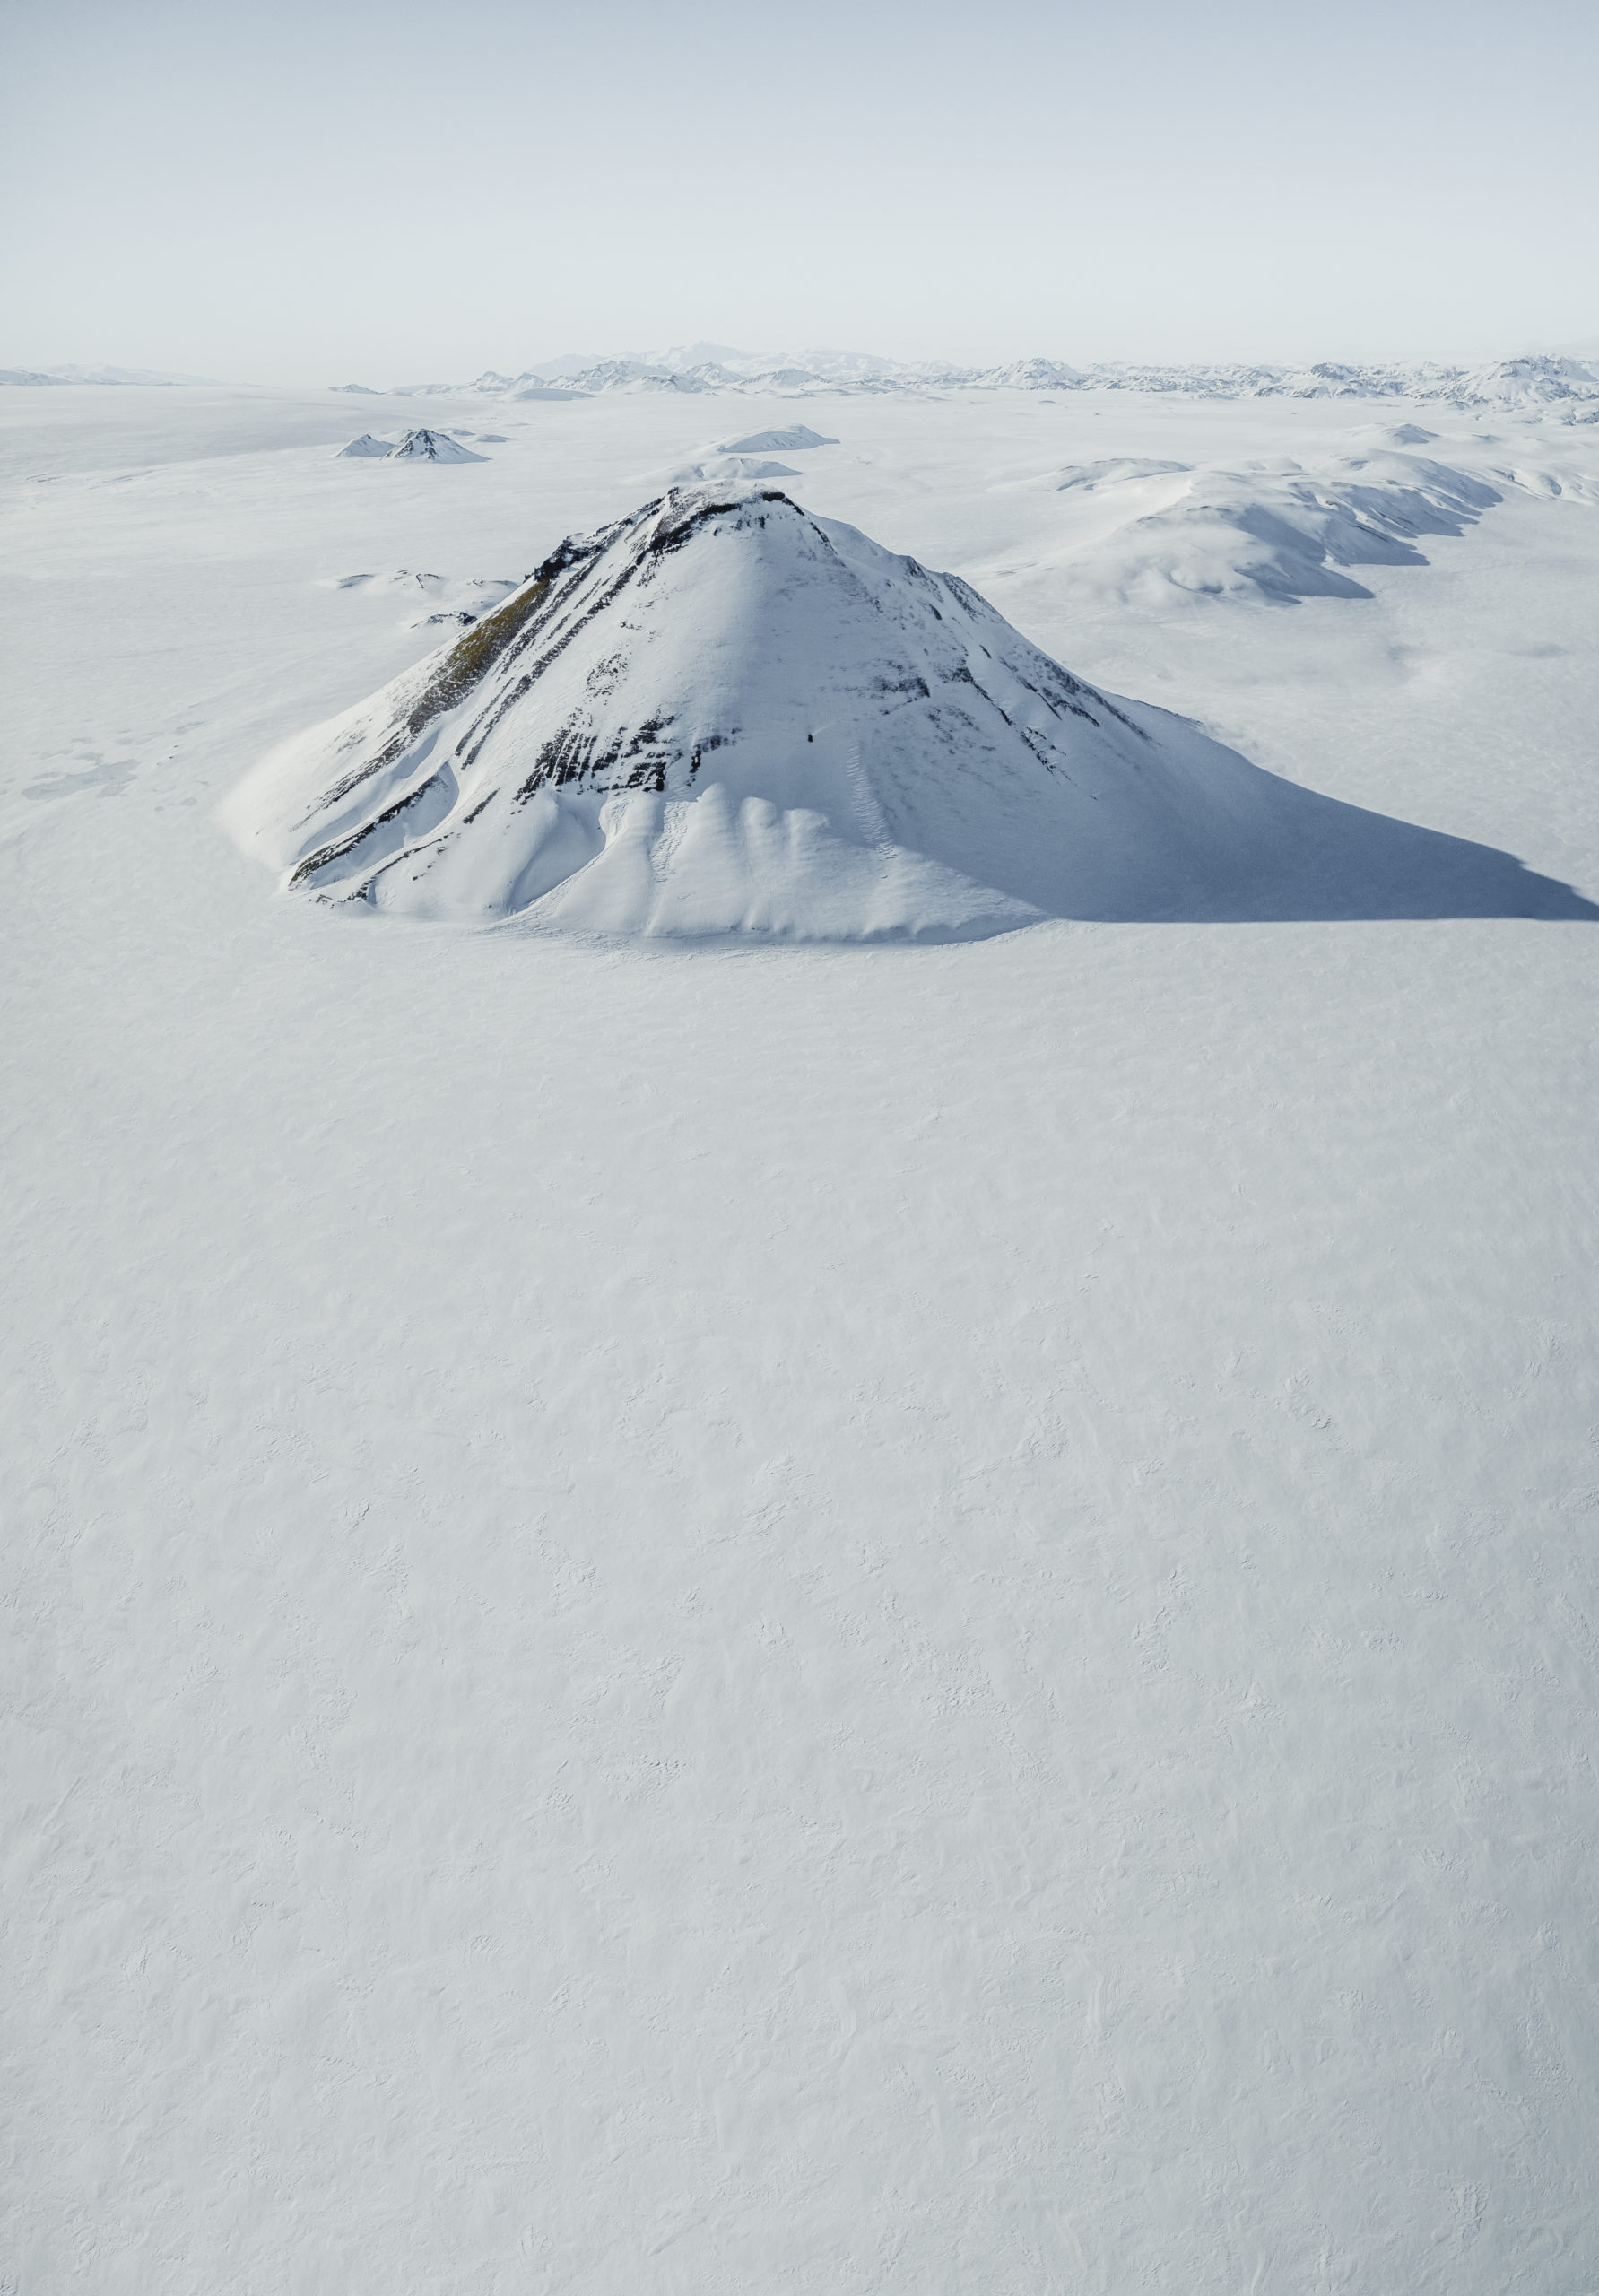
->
<box><xmin>225</xmin><ymin>482</ymin><xmax>1592</xmax><ymax>935</ymax></box>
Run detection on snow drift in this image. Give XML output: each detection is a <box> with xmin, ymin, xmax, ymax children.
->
<box><xmin>224</xmin><ymin>482</ymin><xmax>1594</xmax><ymax>935</ymax></box>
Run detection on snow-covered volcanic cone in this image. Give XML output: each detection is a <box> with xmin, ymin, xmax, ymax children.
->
<box><xmin>385</xmin><ymin>427</ymin><xmax>486</xmax><ymax>463</ymax></box>
<box><xmin>223</xmin><ymin>483</ymin><xmax>1592</xmax><ymax>935</ymax></box>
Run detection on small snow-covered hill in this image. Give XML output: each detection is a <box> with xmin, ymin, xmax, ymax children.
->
<box><xmin>1031</xmin><ymin>444</ymin><xmax>1506</xmax><ymax>604</ymax></box>
<box><xmin>223</xmin><ymin>483</ymin><xmax>1589</xmax><ymax>935</ymax></box>
<box><xmin>662</xmin><ymin>456</ymin><xmax>803</xmax><ymax>486</ymax></box>
<box><xmin>335</xmin><ymin>429</ymin><xmax>488</xmax><ymax>461</ymax></box>
<box><xmin>386</xmin><ymin>427</ymin><xmax>486</xmax><ymax>462</ymax></box>
<box><xmin>717</xmin><ymin>423</ymin><xmax>839</xmax><ymax>453</ymax></box>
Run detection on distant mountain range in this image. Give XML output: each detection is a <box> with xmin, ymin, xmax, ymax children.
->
<box><xmin>364</xmin><ymin>347</ymin><xmax>1599</xmax><ymax>417</ymax></box>
<box><xmin>0</xmin><ymin>362</ymin><xmax>220</xmax><ymax>387</ymax></box>
<box><xmin>6</xmin><ymin>349</ymin><xmax>1596</xmax><ymax>417</ymax></box>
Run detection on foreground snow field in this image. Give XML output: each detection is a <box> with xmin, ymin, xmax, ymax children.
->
<box><xmin>4</xmin><ymin>383</ymin><xmax>1598</xmax><ymax>2294</ymax></box>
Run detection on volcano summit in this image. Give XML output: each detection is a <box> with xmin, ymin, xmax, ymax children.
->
<box><xmin>223</xmin><ymin>483</ymin><xmax>1591</xmax><ymax>935</ymax></box>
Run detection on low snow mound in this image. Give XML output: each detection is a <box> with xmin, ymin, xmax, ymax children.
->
<box><xmin>662</xmin><ymin>455</ymin><xmax>802</xmax><ymax>486</ymax></box>
<box><xmin>1055</xmin><ymin>457</ymin><xmax>1193</xmax><ymax>491</ymax></box>
<box><xmin>335</xmin><ymin>433</ymin><xmax>394</xmax><ymax>458</ymax></box>
<box><xmin>223</xmin><ymin>483</ymin><xmax>1592</xmax><ymax>936</ymax></box>
<box><xmin>387</xmin><ymin>429</ymin><xmax>487</xmax><ymax>463</ymax></box>
<box><xmin>717</xmin><ymin>424</ymin><xmax>839</xmax><ymax>453</ymax></box>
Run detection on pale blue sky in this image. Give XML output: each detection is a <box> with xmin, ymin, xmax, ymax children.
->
<box><xmin>4</xmin><ymin>0</ymin><xmax>1595</xmax><ymax>380</ymax></box>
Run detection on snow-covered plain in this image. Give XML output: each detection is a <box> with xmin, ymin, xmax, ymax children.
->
<box><xmin>4</xmin><ymin>379</ymin><xmax>1599</xmax><ymax>2294</ymax></box>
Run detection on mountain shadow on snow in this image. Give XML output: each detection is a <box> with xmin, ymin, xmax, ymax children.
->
<box><xmin>222</xmin><ymin>483</ymin><xmax>1597</xmax><ymax>936</ymax></box>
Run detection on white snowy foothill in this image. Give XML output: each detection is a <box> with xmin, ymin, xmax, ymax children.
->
<box><xmin>334</xmin><ymin>433</ymin><xmax>395</xmax><ymax>458</ymax></box>
<box><xmin>223</xmin><ymin>482</ymin><xmax>1594</xmax><ymax>936</ymax></box>
<box><xmin>1038</xmin><ymin>447</ymin><xmax>1511</xmax><ymax>604</ymax></box>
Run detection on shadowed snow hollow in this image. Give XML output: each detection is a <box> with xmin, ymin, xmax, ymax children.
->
<box><xmin>222</xmin><ymin>483</ymin><xmax>1595</xmax><ymax>936</ymax></box>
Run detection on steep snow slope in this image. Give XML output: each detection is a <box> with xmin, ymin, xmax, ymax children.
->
<box><xmin>335</xmin><ymin>432</ymin><xmax>394</xmax><ymax>458</ymax></box>
<box><xmin>224</xmin><ymin>482</ymin><xmax>1587</xmax><ymax>935</ymax></box>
